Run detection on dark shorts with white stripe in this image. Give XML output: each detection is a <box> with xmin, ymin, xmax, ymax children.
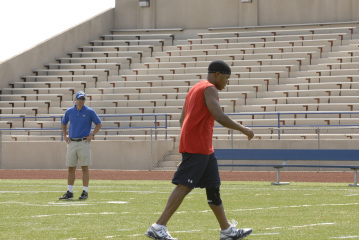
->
<box><xmin>172</xmin><ymin>152</ymin><xmax>221</xmax><ymax>189</ymax></box>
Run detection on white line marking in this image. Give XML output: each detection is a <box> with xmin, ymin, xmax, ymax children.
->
<box><xmin>32</xmin><ymin>212</ymin><xmax>116</xmax><ymax>218</ymax></box>
<box><xmin>234</xmin><ymin>203</ymin><xmax>359</xmax><ymax>212</ymax></box>
<box><xmin>0</xmin><ymin>191</ymin><xmax>61</xmax><ymax>193</ymax></box>
<box><xmin>330</xmin><ymin>236</ymin><xmax>359</xmax><ymax>239</ymax></box>
<box><xmin>107</xmin><ymin>201</ymin><xmax>128</xmax><ymax>204</ymax></box>
<box><xmin>265</xmin><ymin>227</ymin><xmax>283</xmax><ymax>230</ymax></box>
<box><xmin>291</xmin><ymin>223</ymin><xmax>335</xmax><ymax>228</ymax></box>
<box><xmin>252</xmin><ymin>233</ymin><xmax>280</xmax><ymax>236</ymax></box>
<box><xmin>172</xmin><ymin>230</ymin><xmax>201</xmax><ymax>233</ymax></box>
<box><xmin>0</xmin><ymin>201</ymin><xmax>93</xmax><ymax>206</ymax></box>
<box><xmin>50</xmin><ymin>202</ymin><xmax>93</xmax><ymax>206</ymax></box>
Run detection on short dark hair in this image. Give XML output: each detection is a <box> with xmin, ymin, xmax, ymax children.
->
<box><xmin>208</xmin><ymin>60</ymin><xmax>231</xmax><ymax>75</ymax></box>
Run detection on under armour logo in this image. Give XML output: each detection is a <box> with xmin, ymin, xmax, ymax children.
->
<box><xmin>188</xmin><ymin>179</ymin><xmax>193</xmax><ymax>183</ymax></box>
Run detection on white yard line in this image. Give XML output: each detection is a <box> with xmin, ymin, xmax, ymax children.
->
<box><xmin>291</xmin><ymin>223</ymin><xmax>335</xmax><ymax>228</ymax></box>
<box><xmin>233</xmin><ymin>203</ymin><xmax>359</xmax><ymax>212</ymax></box>
<box><xmin>32</xmin><ymin>212</ymin><xmax>116</xmax><ymax>218</ymax></box>
<box><xmin>330</xmin><ymin>236</ymin><xmax>359</xmax><ymax>239</ymax></box>
<box><xmin>265</xmin><ymin>222</ymin><xmax>334</xmax><ymax>231</ymax></box>
<box><xmin>252</xmin><ymin>232</ymin><xmax>280</xmax><ymax>236</ymax></box>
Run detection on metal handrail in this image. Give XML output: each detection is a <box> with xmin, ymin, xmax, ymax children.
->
<box><xmin>0</xmin><ymin>113</ymin><xmax>168</xmax><ymax>141</ymax></box>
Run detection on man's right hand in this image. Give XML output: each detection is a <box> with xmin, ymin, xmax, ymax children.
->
<box><xmin>64</xmin><ymin>135</ymin><xmax>71</xmax><ymax>144</ymax></box>
<box><xmin>242</xmin><ymin>127</ymin><xmax>254</xmax><ymax>140</ymax></box>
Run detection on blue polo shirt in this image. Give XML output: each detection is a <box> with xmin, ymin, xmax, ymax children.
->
<box><xmin>62</xmin><ymin>105</ymin><xmax>101</xmax><ymax>138</ymax></box>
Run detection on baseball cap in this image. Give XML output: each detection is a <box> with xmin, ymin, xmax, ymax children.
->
<box><xmin>76</xmin><ymin>91</ymin><xmax>86</xmax><ymax>99</ymax></box>
<box><xmin>208</xmin><ymin>60</ymin><xmax>231</xmax><ymax>75</ymax></box>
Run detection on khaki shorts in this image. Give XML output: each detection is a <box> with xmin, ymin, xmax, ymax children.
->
<box><xmin>66</xmin><ymin>141</ymin><xmax>92</xmax><ymax>167</ymax></box>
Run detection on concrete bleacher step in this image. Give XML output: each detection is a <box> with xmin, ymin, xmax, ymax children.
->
<box><xmin>10</xmin><ymin>81</ymin><xmax>91</xmax><ymax>89</ymax></box>
<box><xmin>198</xmin><ymin>26</ymin><xmax>358</xmax><ymax>38</ymax></box>
<box><xmin>315</xmin><ymin>56</ymin><xmax>359</xmax><ymax>64</ymax></box>
<box><xmin>292</xmin><ymin>68</ymin><xmax>359</xmax><ymax>77</ymax></box>
<box><xmin>68</xmin><ymin>50</ymin><xmax>151</xmax><ymax>58</ymax></box>
<box><xmin>149</xmin><ymin>51</ymin><xmax>318</xmax><ymax>63</ymax></box>
<box><xmin>56</xmin><ymin>56</ymin><xmax>134</xmax><ymax>64</ymax></box>
<box><xmin>45</xmin><ymin>62</ymin><xmax>129</xmax><ymax>72</ymax></box>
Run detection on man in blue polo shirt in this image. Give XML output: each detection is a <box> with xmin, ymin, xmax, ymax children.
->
<box><xmin>59</xmin><ymin>91</ymin><xmax>102</xmax><ymax>200</ymax></box>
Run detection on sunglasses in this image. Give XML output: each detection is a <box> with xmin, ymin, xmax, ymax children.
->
<box><xmin>76</xmin><ymin>97</ymin><xmax>85</xmax><ymax>100</ymax></box>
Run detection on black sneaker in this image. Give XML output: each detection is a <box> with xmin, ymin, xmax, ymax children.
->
<box><xmin>79</xmin><ymin>190</ymin><xmax>88</xmax><ymax>200</ymax></box>
<box><xmin>59</xmin><ymin>191</ymin><xmax>73</xmax><ymax>200</ymax></box>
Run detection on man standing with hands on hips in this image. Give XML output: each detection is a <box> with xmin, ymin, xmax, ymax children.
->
<box><xmin>145</xmin><ymin>60</ymin><xmax>254</xmax><ymax>240</ymax></box>
<box><xmin>60</xmin><ymin>91</ymin><xmax>102</xmax><ymax>200</ymax></box>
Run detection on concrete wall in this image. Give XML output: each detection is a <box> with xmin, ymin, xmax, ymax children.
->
<box><xmin>115</xmin><ymin>0</ymin><xmax>359</xmax><ymax>29</ymax></box>
<box><xmin>1</xmin><ymin>140</ymin><xmax>173</xmax><ymax>170</ymax></box>
<box><xmin>1</xmin><ymin>139</ymin><xmax>355</xmax><ymax>170</ymax></box>
<box><xmin>0</xmin><ymin>8</ymin><xmax>115</xmax><ymax>89</ymax></box>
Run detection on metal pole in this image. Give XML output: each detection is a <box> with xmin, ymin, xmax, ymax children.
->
<box><xmin>349</xmin><ymin>169</ymin><xmax>358</xmax><ymax>187</ymax></box>
<box><xmin>165</xmin><ymin>114</ymin><xmax>168</xmax><ymax>140</ymax></box>
<box><xmin>150</xmin><ymin>129</ymin><xmax>153</xmax><ymax>170</ymax></box>
<box><xmin>317</xmin><ymin>127</ymin><xmax>321</xmax><ymax>170</ymax></box>
<box><xmin>154</xmin><ymin>115</ymin><xmax>158</xmax><ymax>140</ymax></box>
<box><xmin>278</xmin><ymin>113</ymin><xmax>281</xmax><ymax>139</ymax></box>
<box><xmin>0</xmin><ymin>131</ymin><xmax>2</xmax><ymax>169</ymax></box>
<box><xmin>231</xmin><ymin>129</ymin><xmax>234</xmax><ymax>149</ymax></box>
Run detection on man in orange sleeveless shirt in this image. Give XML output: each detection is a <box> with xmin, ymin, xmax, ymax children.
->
<box><xmin>145</xmin><ymin>60</ymin><xmax>254</xmax><ymax>240</ymax></box>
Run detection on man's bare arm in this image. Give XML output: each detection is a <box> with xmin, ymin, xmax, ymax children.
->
<box><xmin>204</xmin><ymin>86</ymin><xmax>254</xmax><ymax>140</ymax></box>
<box><xmin>179</xmin><ymin>104</ymin><xmax>185</xmax><ymax>128</ymax></box>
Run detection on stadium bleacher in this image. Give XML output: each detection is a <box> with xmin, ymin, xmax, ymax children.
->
<box><xmin>2</xmin><ymin>22</ymin><xmax>359</xmax><ymax>168</ymax></box>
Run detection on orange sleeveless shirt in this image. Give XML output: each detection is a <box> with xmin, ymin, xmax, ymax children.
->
<box><xmin>179</xmin><ymin>80</ymin><xmax>217</xmax><ymax>155</ymax></box>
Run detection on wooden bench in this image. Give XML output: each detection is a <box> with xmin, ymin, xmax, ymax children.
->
<box><xmin>215</xmin><ymin>149</ymin><xmax>359</xmax><ymax>186</ymax></box>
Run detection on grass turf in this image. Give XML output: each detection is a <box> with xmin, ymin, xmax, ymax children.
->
<box><xmin>0</xmin><ymin>179</ymin><xmax>358</xmax><ymax>239</ymax></box>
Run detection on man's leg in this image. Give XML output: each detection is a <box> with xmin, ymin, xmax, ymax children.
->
<box><xmin>81</xmin><ymin>166</ymin><xmax>89</xmax><ymax>187</ymax></box>
<box><xmin>207</xmin><ymin>187</ymin><xmax>253</xmax><ymax>239</ymax></box>
<box><xmin>68</xmin><ymin>166</ymin><xmax>76</xmax><ymax>186</ymax></box>
<box><xmin>156</xmin><ymin>184</ymin><xmax>192</xmax><ymax>226</ymax></box>
<box><xmin>59</xmin><ymin>166</ymin><xmax>76</xmax><ymax>199</ymax></box>
<box><xmin>209</xmin><ymin>203</ymin><xmax>230</xmax><ymax>230</ymax></box>
<box><xmin>206</xmin><ymin>186</ymin><xmax>231</xmax><ymax>230</ymax></box>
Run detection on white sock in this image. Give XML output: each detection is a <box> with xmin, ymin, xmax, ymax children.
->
<box><xmin>152</xmin><ymin>223</ymin><xmax>165</xmax><ymax>230</ymax></box>
<box><xmin>83</xmin><ymin>186</ymin><xmax>88</xmax><ymax>192</ymax></box>
<box><xmin>222</xmin><ymin>225</ymin><xmax>232</xmax><ymax>233</ymax></box>
<box><xmin>68</xmin><ymin>185</ymin><xmax>74</xmax><ymax>193</ymax></box>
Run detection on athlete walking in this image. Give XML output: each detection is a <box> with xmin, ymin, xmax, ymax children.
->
<box><xmin>145</xmin><ymin>60</ymin><xmax>254</xmax><ymax>240</ymax></box>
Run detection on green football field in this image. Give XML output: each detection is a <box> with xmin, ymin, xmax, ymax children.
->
<box><xmin>0</xmin><ymin>179</ymin><xmax>358</xmax><ymax>240</ymax></box>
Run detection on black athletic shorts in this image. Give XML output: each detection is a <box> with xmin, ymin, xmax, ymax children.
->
<box><xmin>172</xmin><ymin>152</ymin><xmax>221</xmax><ymax>189</ymax></box>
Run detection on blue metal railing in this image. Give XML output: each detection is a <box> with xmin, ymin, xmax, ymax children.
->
<box><xmin>2</xmin><ymin>111</ymin><xmax>359</xmax><ymax>140</ymax></box>
<box><xmin>0</xmin><ymin>113</ymin><xmax>168</xmax><ymax>141</ymax></box>
<box><xmin>223</xmin><ymin>111</ymin><xmax>359</xmax><ymax>139</ymax></box>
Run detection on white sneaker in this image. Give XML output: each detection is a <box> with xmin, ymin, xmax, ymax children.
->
<box><xmin>145</xmin><ymin>224</ymin><xmax>178</xmax><ymax>240</ymax></box>
<box><xmin>220</xmin><ymin>220</ymin><xmax>252</xmax><ymax>240</ymax></box>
